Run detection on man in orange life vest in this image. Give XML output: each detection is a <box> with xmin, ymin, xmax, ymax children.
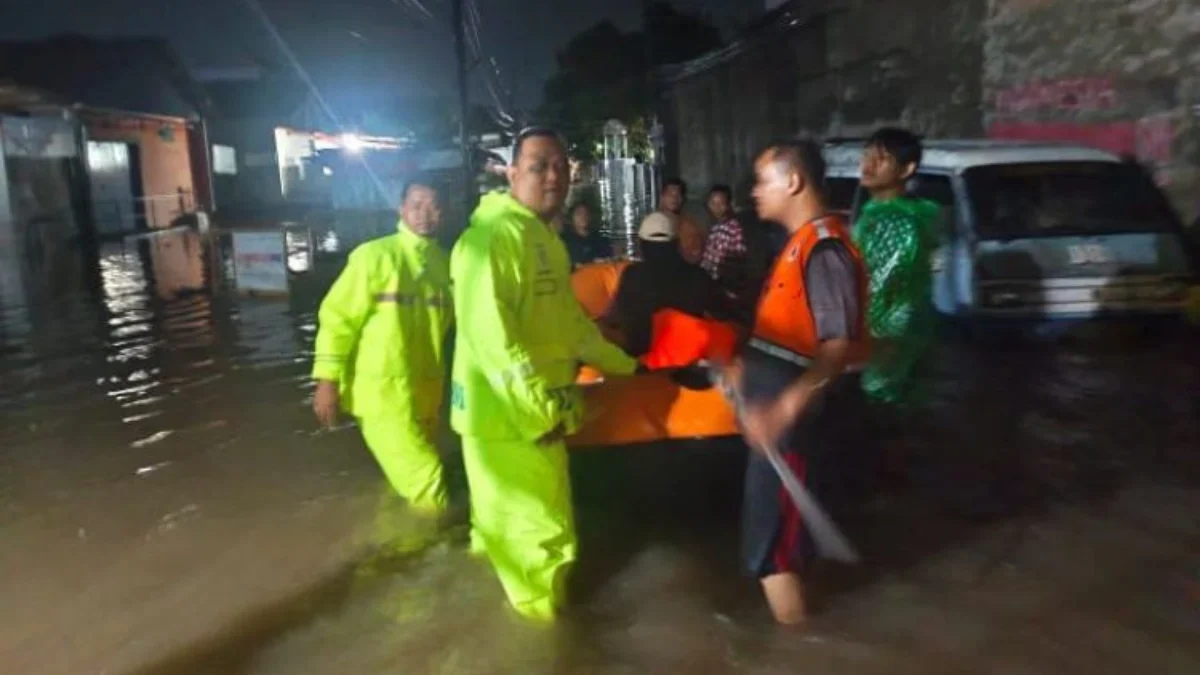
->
<box><xmin>726</xmin><ymin>138</ymin><xmax>871</xmax><ymax>625</ymax></box>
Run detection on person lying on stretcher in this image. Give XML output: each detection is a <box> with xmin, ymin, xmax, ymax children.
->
<box><xmin>598</xmin><ymin>212</ymin><xmax>745</xmax><ymax>373</ymax></box>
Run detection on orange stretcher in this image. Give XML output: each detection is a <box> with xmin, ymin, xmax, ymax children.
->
<box><xmin>567</xmin><ymin>261</ymin><xmax>739</xmax><ymax>447</ymax></box>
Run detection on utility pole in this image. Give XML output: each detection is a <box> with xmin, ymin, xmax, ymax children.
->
<box><xmin>451</xmin><ymin>0</ymin><xmax>474</xmax><ymax>206</ymax></box>
<box><xmin>642</xmin><ymin>0</ymin><xmax>654</xmax><ymax>110</ymax></box>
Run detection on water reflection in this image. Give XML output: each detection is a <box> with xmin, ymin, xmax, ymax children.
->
<box><xmin>0</xmin><ymin>222</ymin><xmax>1198</xmax><ymax>675</ymax></box>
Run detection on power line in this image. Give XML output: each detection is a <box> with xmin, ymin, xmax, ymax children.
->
<box><xmin>450</xmin><ymin>0</ymin><xmax>473</xmax><ymax>200</ymax></box>
<box><xmin>406</xmin><ymin>0</ymin><xmax>436</xmax><ymax>20</ymax></box>
<box><xmin>464</xmin><ymin>0</ymin><xmax>514</xmax><ymax>127</ymax></box>
<box><xmin>390</xmin><ymin>0</ymin><xmax>437</xmax><ymax>24</ymax></box>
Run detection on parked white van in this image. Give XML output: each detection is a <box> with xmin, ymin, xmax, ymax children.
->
<box><xmin>824</xmin><ymin>139</ymin><xmax>1196</xmax><ymax>322</ymax></box>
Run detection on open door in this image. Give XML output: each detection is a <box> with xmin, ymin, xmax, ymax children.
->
<box><xmin>86</xmin><ymin>141</ymin><xmax>141</xmax><ymax>236</ymax></box>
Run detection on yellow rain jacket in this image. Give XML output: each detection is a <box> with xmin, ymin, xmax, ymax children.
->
<box><xmin>450</xmin><ymin>191</ymin><xmax>636</xmax><ymax>440</ymax></box>
<box><xmin>313</xmin><ymin>222</ymin><xmax>453</xmax><ymax>513</ymax></box>
<box><xmin>450</xmin><ymin>191</ymin><xmax>636</xmax><ymax>620</ymax></box>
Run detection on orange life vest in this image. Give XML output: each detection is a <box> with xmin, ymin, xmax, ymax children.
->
<box><xmin>640</xmin><ymin>308</ymin><xmax>739</xmax><ymax>370</ymax></box>
<box><xmin>750</xmin><ymin>215</ymin><xmax>871</xmax><ymax>371</ymax></box>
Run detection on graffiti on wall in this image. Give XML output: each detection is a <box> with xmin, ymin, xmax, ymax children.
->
<box><xmin>987</xmin><ymin>121</ymin><xmax>1134</xmax><ymax>156</ymax></box>
<box><xmin>1134</xmin><ymin>113</ymin><xmax>1172</xmax><ymax>166</ymax></box>
<box><xmin>987</xmin><ymin>114</ymin><xmax>1174</xmax><ymax>183</ymax></box>
<box><xmin>994</xmin><ymin>77</ymin><xmax>1118</xmax><ymax>114</ymax></box>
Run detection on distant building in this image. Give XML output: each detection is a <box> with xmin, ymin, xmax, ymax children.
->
<box><xmin>0</xmin><ymin>35</ymin><xmax>212</xmax><ymax>238</ymax></box>
<box><xmin>198</xmin><ymin>65</ymin><xmax>504</xmax><ymax>237</ymax></box>
<box><xmin>198</xmin><ymin>67</ymin><xmax>322</xmax><ymax>219</ymax></box>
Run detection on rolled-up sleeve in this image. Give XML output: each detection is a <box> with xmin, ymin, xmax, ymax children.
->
<box><xmin>804</xmin><ymin>240</ymin><xmax>862</xmax><ymax>341</ymax></box>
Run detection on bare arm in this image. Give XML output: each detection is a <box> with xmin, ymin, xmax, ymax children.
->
<box><xmin>773</xmin><ymin>337</ymin><xmax>849</xmax><ymax>419</ymax></box>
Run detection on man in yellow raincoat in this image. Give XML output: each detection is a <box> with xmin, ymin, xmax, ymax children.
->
<box><xmin>450</xmin><ymin>128</ymin><xmax>639</xmax><ymax>621</ymax></box>
<box><xmin>312</xmin><ymin>176</ymin><xmax>453</xmax><ymax>516</ymax></box>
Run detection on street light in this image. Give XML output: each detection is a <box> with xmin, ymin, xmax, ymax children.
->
<box><xmin>342</xmin><ymin>133</ymin><xmax>364</xmax><ymax>153</ymax></box>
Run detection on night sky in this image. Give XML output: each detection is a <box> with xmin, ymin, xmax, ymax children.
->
<box><xmin>3</xmin><ymin>0</ymin><xmax>752</xmax><ymax>108</ymax></box>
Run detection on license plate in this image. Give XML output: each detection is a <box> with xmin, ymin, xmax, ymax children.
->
<box><xmin>1067</xmin><ymin>244</ymin><xmax>1113</xmax><ymax>265</ymax></box>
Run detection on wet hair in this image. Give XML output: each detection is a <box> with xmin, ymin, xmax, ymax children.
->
<box><xmin>401</xmin><ymin>173</ymin><xmax>439</xmax><ymax>202</ymax></box>
<box><xmin>661</xmin><ymin>177</ymin><xmax>688</xmax><ymax>197</ymax></box>
<box><xmin>708</xmin><ymin>184</ymin><xmax>732</xmax><ymax>201</ymax></box>
<box><xmin>761</xmin><ymin>136</ymin><xmax>827</xmax><ymax>194</ymax></box>
<box><xmin>865</xmin><ymin>127</ymin><xmax>923</xmax><ymax>169</ymax></box>
<box><xmin>512</xmin><ymin>126</ymin><xmax>565</xmax><ymax>163</ymax></box>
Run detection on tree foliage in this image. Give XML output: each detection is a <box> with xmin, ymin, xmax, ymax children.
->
<box><xmin>538</xmin><ymin>2</ymin><xmax>722</xmax><ymax>160</ymax></box>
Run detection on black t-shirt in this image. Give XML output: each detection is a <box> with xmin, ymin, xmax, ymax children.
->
<box><xmin>607</xmin><ymin>258</ymin><xmax>736</xmax><ymax>357</ymax></box>
<box><xmin>562</xmin><ymin>230</ymin><xmax>613</xmax><ymax>269</ymax></box>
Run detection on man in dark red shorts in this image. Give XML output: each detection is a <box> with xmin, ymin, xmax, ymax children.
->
<box><xmin>729</xmin><ymin>138</ymin><xmax>871</xmax><ymax>624</ymax></box>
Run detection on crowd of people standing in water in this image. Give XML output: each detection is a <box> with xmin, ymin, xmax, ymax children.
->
<box><xmin>311</xmin><ymin>126</ymin><xmax>942</xmax><ymax>625</ymax></box>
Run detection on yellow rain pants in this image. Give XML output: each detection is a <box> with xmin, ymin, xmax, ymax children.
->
<box><xmin>313</xmin><ymin>222</ymin><xmax>453</xmax><ymax>515</ymax></box>
<box><xmin>358</xmin><ymin>414</ymin><xmax>447</xmax><ymax>514</ymax></box>
<box><xmin>450</xmin><ymin>191</ymin><xmax>637</xmax><ymax>621</ymax></box>
<box><xmin>461</xmin><ymin>435</ymin><xmax>575</xmax><ymax>621</ymax></box>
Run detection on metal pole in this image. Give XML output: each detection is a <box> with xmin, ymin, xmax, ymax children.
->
<box><xmin>642</xmin><ymin>0</ymin><xmax>653</xmax><ymax>97</ymax></box>
<box><xmin>710</xmin><ymin>367</ymin><xmax>861</xmax><ymax>565</ymax></box>
<box><xmin>451</xmin><ymin>0</ymin><xmax>474</xmax><ymax>206</ymax></box>
<box><xmin>199</xmin><ymin>118</ymin><xmax>217</xmax><ymax>212</ymax></box>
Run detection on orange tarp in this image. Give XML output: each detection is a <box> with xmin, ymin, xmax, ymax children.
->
<box><xmin>567</xmin><ymin>261</ymin><xmax>739</xmax><ymax>448</ymax></box>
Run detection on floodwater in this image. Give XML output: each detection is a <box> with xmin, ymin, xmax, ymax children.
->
<box><xmin>2</xmin><ymin>227</ymin><xmax>1198</xmax><ymax>675</ymax></box>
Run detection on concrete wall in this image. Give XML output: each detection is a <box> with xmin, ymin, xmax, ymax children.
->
<box><xmin>665</xmin><ymin>0</ymin><xmax>985</xmax><ymax>201</ymax></box>
<box><xmin>667</xmin><ymin>0</ymin><xmax>1199</xmax><ymax>221</ymax></box>
<box><xmin>983</xmin><ymin>0</ymin><xmax>1200</xmax><ymax>221</ymax></box>
<box><xmin>84</xmin><ymin>111</ymin><xmax>197</xmax><ymax>228</ymax></box>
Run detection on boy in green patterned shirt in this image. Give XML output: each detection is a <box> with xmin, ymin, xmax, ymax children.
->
<box><xmin>852</xmin><ymin>128</ymin><xmax>940</xmax><ymax>408</ymax></box>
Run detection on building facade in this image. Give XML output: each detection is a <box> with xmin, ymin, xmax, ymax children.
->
<box><xmin>662</xmin><ymin>0</ymin><xmax>985</xmax><ymax>202</ymax></box>
<box><xmin>663</xmin><ymin>0</ymin><xmax>1199</xmax><ymax>221</ymax></box>
<box><xmin>983</xmin><ymin>0</ymin><xmax>1200</xmax><ymax>217</ymax></box>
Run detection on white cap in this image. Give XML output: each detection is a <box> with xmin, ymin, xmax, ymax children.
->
<box><xmin>638</xmin><ymin>212</ymin><xmax>677</xmax><ymax>242</ymax></box>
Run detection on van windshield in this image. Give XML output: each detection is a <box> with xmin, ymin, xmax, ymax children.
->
<box><xmin>964</xmin><ymin>162</ymin><xmax>1179</xmax><ymax>239</ymax></box>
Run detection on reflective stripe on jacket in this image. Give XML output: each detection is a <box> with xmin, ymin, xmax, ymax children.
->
<box><xmin>312</xmin><ymin>223</ymin><xmax>453</xmax><ymax>420</ymax></box>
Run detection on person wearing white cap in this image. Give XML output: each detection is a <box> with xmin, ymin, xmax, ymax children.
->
<box><xmin>637</xmin><ymin>211</ymin><xmax>678</xmax><ymax>243</ymax></box>
<box><xmin>601</xmin><ymin>210</ymin><xmax>734</xmax><ymax>357</ymax></box>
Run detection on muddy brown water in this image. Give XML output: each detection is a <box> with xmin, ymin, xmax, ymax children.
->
<box><xmin>1</xmin><ymin>230</ymin><xmax>1198</xmax><ymax>675</ymax></box>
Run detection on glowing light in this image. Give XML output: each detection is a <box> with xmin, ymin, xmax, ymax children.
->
<box><xmin>342</xmin><ymin>133</ymin><xmax>364</xmax><ymax>153</ymax></box>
